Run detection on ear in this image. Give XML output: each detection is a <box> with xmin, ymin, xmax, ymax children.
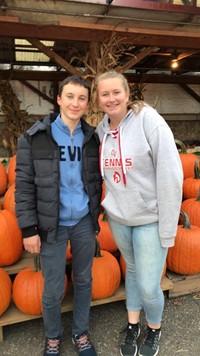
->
<box><xmin>57</xmin><ymin>95</ymin><xmax>61</xmax><ymax>106</ymax></box>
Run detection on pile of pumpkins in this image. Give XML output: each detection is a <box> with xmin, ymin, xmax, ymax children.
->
<box><xmin>1</xmin><ymin>138</ymin><xmax>200</xmax><ymax>319</ymax></box>
<box><xmin>167</xmin><ymin>140</ymin><xmax>200</xmax><ymax>275</ymax></box>
<box><xmin>0</xmin><ymin>157</ymin><xmax>122</xmax><ymax>318</ymax></box>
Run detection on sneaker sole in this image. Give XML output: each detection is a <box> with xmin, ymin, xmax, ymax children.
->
<box><xmin>138</xmin><ymin>346</ymin><xmax>159</xmax><ymax>356</ymax></box>
<box><xmin>120</xmin><ymin>346</ymin><xmax>138</xmax><ymax>356</ymax></box>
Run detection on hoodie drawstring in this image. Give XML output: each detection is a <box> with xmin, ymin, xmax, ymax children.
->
<box><xmin>100</xmin><ymin>126</ymin><xmax>126</xmax><ymax>186</ymax></box>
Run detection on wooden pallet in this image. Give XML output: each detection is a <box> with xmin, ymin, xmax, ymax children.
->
<box><xmin>0</xmin><ymin>251</ymin><xmax>173</xmax><ymax>342</ymax></box>
<box><xmin>0</xmin><ymin>276</ymin><xmax>172</xmax><ymax>343</ymax></box>
<box><xmin>167</xmin><ymin>270</ymin><xmax>200</xmax><ymax>298</ymax></box>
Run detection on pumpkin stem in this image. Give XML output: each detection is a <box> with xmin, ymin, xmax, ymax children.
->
<box><xmin>94</xmin><ymin>238</ymin><xmax>102</xmax><ymax>258</ymax></box>
<box><xmin>102</xmin><ymin>211</ymin><xmax>107</xmax><ymax>221</ymax></box>
<box><xmin>33</xmin><ymin>253</ymin><xmax>41</xmax><ymax>272</ymax></box>
<box><xmin>180</xmin><ymin>210</ymin><xmax>191</xmax><ymax>230</ymax></box>
<box><xmin>175</xmin><ymin>139</ymin><xmax>187</xmax><ymax>154</ymax></box>
<box><xmin>194</xmin><ymin>159</ymin><xmax>200</xmax><ymax>179</ymax></box>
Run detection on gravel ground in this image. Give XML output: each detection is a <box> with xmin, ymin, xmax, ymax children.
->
<box><xmin>0</xmin><ymin>292</ymin><xmax>200</xmax><ymax>356</ymax></box>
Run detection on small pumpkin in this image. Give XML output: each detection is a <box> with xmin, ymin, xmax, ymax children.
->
<box><xmin>0</xmin><ymin>268</ymin><xmax>12</xmax><ymax>316</ymax></box>
<box><xmin>0</xmin><ymin>209</ymin><xmax>23</xmax><ymax>266</ymax></box>
<box><xmin>167</xmin><ymin>210</ymin><xmax>200</xmax><ymax>275</ymax></box>
<box><xmin>181</xmin><ymin>189</ymin><xmax>200</xmax><ymax>228</ymax></box>
<box><xmin>175</xmin><ymin>139</ymin><xmax>199</xmax><ymax>179</ymax></box>
<box><xmin>13</xmin><ymin>254</ymin><xmax>68</xmax><ymax>315</ymax></box>
<box><xmin>97</xmin><ymin>212</ymin><xmax>118</xmax><ymax>252</ymax></box>
<box><xmin>7</xmin><ymin>155</ymin><xmax>16</xmax><ymax>186</ymax></box>
<box><xmin>0</xmin><ymin>161</ymin><xmax>7</xmax><ymax>196</ymax></box>
<box><xmin>91</xmin><ymin>239</ymin><xmax>121</xmax><ymax>300</ymax></box>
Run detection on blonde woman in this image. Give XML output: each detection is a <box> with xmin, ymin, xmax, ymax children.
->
<box><xmin>96</xmin><ymin>71</ymin><xmax>183</xmax><ymax>356</ymax></box>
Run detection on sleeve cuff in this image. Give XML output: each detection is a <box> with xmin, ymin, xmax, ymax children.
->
<box><xmin>22</xmin><ymin>226</ymin><xmax>39</xmax><ymax>238</ymax></box>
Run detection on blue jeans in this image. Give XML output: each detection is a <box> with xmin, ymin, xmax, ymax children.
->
<box><xmin>40</xmin><ymin>213</ymin><xmax>96</xmax><ymax>338</ymax></box>
<box><xmin>108</xmin><ymin>219</ymin><xmax>168</xmax><ymax>325</ymax></box>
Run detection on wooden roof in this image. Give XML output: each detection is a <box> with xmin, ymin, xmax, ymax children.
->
<box><xmin>0</xmin><ymin>0</ymin><xmax>200</xmax><ymax>85</ymax></box>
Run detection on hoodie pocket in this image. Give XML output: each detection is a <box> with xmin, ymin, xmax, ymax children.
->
<box><xmin>101</xmin><ymin>189</ymin><xmax>158</xmax><ymax>226</ymax></box>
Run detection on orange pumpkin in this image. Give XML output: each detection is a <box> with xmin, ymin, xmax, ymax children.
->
<box><xmin>3</xmin><ymin>183</ymin><xmax>16</xmax><ymax>214</ymax></box>
<box><xmin>97</xmin><ymin>213</ymin><xmax>118</xmax><ymax>252</ymax></box>
<box><xmin>181</xmin><ymin>190</ymin><xmax>200</xmax><ymax>228</ymax></box>
<box><xmin>66</xmin><ymin>241</ymin><xmax>72</xmax><ymax>260</ymax></box>
<box><xmin>0</xmin><ymin>209</ymin><xmax>23</xmax><ymax>266</ymax></box>
<box><xmin>13</xmin><ymin>254</ymin><xmax>68</xmax><ymax>315</ymax></box>
<box><xmin>91</xmin><ymin>239</ymin><xmax>121</xmax><ymax>300</ymax></box>
<box><xmin>183</xmin><ymin>160</ymin><xmax>200</xmax><ymax>199</ymax></box>
<box><xmin>7</xmin><ymin>155</ymin><xmax>16</xmax><ymax>186</ymax></box>
<box><xmin>0</xmin><ymin>161</ymin><xmax>7</xmax><ymax>196</ymax></box>
<box><xmin>167</xmin><ymin>210</ymin><xmax>200</xmax><ymax>274</ymax></box>
<box><xmin>175</xmin><ymin>139</ymin><xmax>199</xmax><ymax>179</ymax></box>
<box><xmin>0</xmin><ymin>268</ymin><xmax>12</xmax><ymax>316</ymax></box>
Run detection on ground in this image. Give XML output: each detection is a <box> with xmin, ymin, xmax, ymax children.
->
<box><xmin>0</xmin><ymin>292</ymin><xmax>200</xmax><ymax>356</ymax></box>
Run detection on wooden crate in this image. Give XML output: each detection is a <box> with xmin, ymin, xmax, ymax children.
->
<box><xmin>0</xmin><ymin>252</ymin><xmax>173</xmax><ymax>342</ymax></box>
<box><xmin>167</xmin><ymin>270</ymin><xmax>200</xmax><ymax>298</ymax></box>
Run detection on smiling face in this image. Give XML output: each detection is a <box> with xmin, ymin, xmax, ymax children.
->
<box><xmin>57</xmin><ymin>82</ymin><xmax>89</xmax><ymax>127</ymax></box>
<box><xmin>97</xmin><ymin>77</ymin><xmax>129</xmax><ymax>122</ymax></box>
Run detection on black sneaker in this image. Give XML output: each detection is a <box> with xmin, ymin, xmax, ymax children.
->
<box><xmin>43</xmin><ymin>337</ymin><xmax>60</xmax><ymax>355</ymax></box>
<box><xmin>72</xmin><ymin>332</ymin><xmax>97</xmax><ymax>355</ymax></box>
<box><xmin>120</xmin><ymin>323</ymin><xmax>140</xmax><ymax>356</ymax></box>
<box><xmin>139</xmin><ymin>326</ymin><xmax>161</xmax><ymax>356</ymax></box>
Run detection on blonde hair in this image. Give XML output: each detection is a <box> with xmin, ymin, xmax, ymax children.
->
<box><xmin>95</xmin><ymin>71</ymin><xmax>144</xmax><ymax>114</ymax></box>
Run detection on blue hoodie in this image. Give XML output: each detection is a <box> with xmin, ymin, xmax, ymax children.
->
<box><xmin>52</xmin><ymin>115</ymin><xmax>89</xmax><ymax>226</ymax></box>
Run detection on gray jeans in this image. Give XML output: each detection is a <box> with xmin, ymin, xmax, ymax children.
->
<box><xmin>40</xmin><ymin>213</ymin><xmax>96</xmax><ymax>338</ymax></box>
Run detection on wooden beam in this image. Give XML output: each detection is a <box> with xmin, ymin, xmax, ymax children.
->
<box><xmin>180</xmin><ymin>84</ymin><xmax>200</xmax><ymax>103</ymax></box>
<box><xmin>27</xmin><ymin>38</ymin><xmax>84</xmax><ymax>77</ymax></box>
<box><xmin>0</xmin><ymin>16</ymin><xmax>19</xmax><ymax>22</ymax></box>
<box><xmin>19</xmin><ymin>80</ymin><xmax>54</xmax><ymax>105</ymax></box>
<box><xmin>116</xmin><ymin>47</ymin><xmax>158</xmax><ymax>73</ymax></box>
<box><xmin>1</xmin><ymin>70</ymin><xmax>200</xmax><ymax>84</ymax></box>
<box><xmin>1</xmin><ymin>21</ymin><xmax>200</xmax><ymax>50</ymax></box>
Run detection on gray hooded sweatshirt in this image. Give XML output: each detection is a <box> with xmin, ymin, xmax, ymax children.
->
<box><xmin>96</xmin><ymin>104</ymin><xmax>183</xmax><ymax>248</ymax></box>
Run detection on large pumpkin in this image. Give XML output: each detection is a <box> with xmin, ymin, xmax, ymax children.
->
<box><xmin>91</xmin><ymin>239</ymin><xmax>121</xmax><ymax>300</ymax></box>
<box><xmin>97</xmin><ymin>213</ymin><xmax>118</xmax><ymax>252</ymax></box>
<box><xmin>7</xmin><ymin>155</ymin><xmax>16</xmax><ymax>186</ymax></box>
<box><xmin>167</xmin><ymin>211</ymin><xmax>200</xmax><ymax>274</ymax></box>
<box><xmin>0</xmin><ymin>209</ymin><xmax>23</xmax><ymax>266</ymax></box>
<box><xmin>175</xmin><ymin>139</ymin><xmax>199</xmax><ymax>179</ymax></box>
<box><xmin>183</xmin><ymin>160</ymin><xmax>200</xmax><ymax>199</ymax></box>
<box><xmin>181</xmin><ymin>190</ymin><xmax>200</xmax><ymax>228</ymax></box>
<box><xmin>13</xmin><ymin>254</ymin><xmax>68</xmax><ymax>315</ymax></box>
<box><xmin>3</xmin><ymin>183</ymin><xmax>15</xmax><ymax>214</ymax></box>
<box><xmin>0</xmin><ymin>161</ymin><xmax>7</xmax><ymax>196</ymax></box>
<box><xmin>0</xmin><ymin>268</ymin><xmax>12</xmax><ymax>316</ymax></box>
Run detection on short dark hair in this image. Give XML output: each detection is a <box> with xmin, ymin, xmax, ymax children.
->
<box><xmin>58</xmin><ymin>75</ymin><xmax>91</xmax><ymax>101</ymax></box>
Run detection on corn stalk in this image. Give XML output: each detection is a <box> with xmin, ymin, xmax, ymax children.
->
<box><xmin>0</xmin><ymin>80</ymin><xmax>31</xmax><ymax>155</ymax></box>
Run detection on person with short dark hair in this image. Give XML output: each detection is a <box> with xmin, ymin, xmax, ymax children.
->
<box><xmin>15</xmin><ymin>75</ymin><xmax>102</xmax><ymax>356</ymax></box>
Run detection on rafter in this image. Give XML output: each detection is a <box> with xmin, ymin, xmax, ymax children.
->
<box><xmin>116</xmin><ymin>46</ymin><xmax>159</xmax><ymax>73</ymax></box>
<box><xmin>27</xmin><ymin>38</ymin><xmax>84</xmax><ymax>76</ymax></box>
